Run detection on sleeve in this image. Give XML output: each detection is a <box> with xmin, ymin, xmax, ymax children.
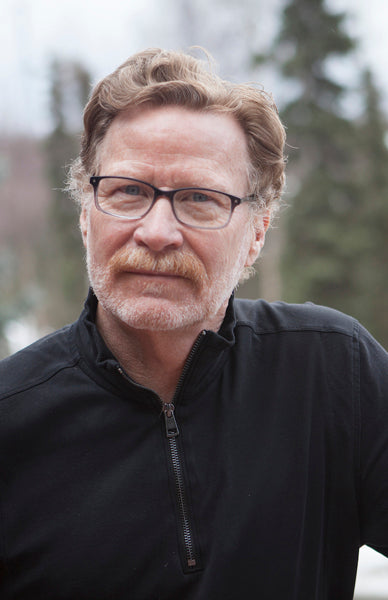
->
<box><xmin>358</xmin><ymin>324</ymin><xmax>388</xmax><ymax>556</ymax></box>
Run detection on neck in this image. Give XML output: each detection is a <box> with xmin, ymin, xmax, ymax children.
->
<box><xmin>96</xmin><ymin>304</ymin><xmax>225</xmax><ymax>403</ymax></box>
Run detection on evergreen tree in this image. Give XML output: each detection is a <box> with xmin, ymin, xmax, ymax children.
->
<box><xmin>254</xmin><ymin>0</ymin><xmax>388</xmax><ymax>348</ymax></box>
<box><xmin>261</xmin><ymin>0</ymin><xmax>360</xmax><ymax>310</ymax></box>
<box><xmin>351</xmin><ymin>70</ymin><xmax>388</xmax><ymax>346</ymax></box>
<box><xmin>41</xmin><ymin>60</ymin><xmax>91</xmax><ymax>327</ymax></box>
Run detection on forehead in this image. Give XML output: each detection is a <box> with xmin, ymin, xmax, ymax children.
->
<box><xmin>97</xmin><ymin>105</ymin><xmax>250</xmax><ymax>190</ymax></box>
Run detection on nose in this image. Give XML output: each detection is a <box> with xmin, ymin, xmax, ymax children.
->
<box><xmin>132</xmin><ymin>196</ymin><xmax>184</xmax><ymax>252</ymax></box>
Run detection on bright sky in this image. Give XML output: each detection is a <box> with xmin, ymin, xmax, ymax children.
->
<box><xmin>1</xmin><ymin>0</ymin><xmax>388</xmax><ymax>135</ymax></box>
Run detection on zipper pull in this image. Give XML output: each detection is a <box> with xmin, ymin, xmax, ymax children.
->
<box><xmin>163</xmin><ymin>403</ymin><xmax>179</xmax><ymax>438</ymax></box>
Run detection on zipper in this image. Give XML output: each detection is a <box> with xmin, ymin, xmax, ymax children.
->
<box><xmin>117</xmin><ymin>331</ymin><xmax>206</xmax><ymax>571</ymax></box>
<box><xmin>163</xmin><ymin>403</ymin><xmax>196</xmax><ymax>567</ymax></box>
<box><xmin>162</xmin><ymin>331</ymin><xmax>206</xmax><ymax>570</ymax></box>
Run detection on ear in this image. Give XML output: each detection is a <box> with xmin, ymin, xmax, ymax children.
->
<box><xmin>244</xmin><ymin>211</ymin><xmax>270</xmax><ymax>267</ymax></box>
<box><xmin>79</xmin><ymin>205</ymin><xmax>89</xmax><ymax>249</ymax></box>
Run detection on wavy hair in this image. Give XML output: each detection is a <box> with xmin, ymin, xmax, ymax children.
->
<box><xmin>67</xmin><ymin>47</ymin><xmax>286</xmax><ymax>218</ymax></box>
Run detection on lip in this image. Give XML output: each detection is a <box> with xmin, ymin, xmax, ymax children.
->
<box><xmin>125</xmin><ymin>269</ymin><xmax>182</xmax><ymax>278</ymax></box>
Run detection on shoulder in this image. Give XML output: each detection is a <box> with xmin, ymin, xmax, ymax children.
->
<box><xmin>233</xmin><ymin>298</ymin><xmax>357</xmax><ymax>338</ymax></box>
<box><xmin>232</xmin><ymin>298</ymin><xmax>388</xmax><ymax>390</ymax></box>
<box><xmin>0</xmin><ymin>325</ymin><xmax>79</xmax><ymax>401</ymax></box>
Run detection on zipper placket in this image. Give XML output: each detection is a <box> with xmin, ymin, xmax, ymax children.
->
<box><xmin>163</xmin><ymin>403</ymin><xmax>196</xmax><ymax>567</ymax></box>
<box><xmin>116</xmin><ymin>331</ymin><xmax>206</xmax><ymax>571</ymax></box>
<box><xmin>162</xmin><ymin>331</ymin><xmax>206</xmax><ymax>570</ymax></box>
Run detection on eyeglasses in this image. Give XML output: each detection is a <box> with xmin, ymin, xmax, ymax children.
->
<box><xmin>89</xmin><ymin>176</ymin><xmax>254</xmax><ymax>230</ymax></box>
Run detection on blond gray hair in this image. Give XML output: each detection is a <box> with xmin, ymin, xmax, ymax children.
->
<box><xmin>68</xmin><ymin>47</ymin><xmax>286</xmax><ymax>218</ymax></box>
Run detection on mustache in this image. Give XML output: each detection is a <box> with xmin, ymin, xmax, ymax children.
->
<box><xmin>109</xmin><ymin>247</ymin><xmax>207</xmax><ymax>285</ymax></box>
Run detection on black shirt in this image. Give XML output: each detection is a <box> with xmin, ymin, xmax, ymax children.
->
<box><xmin>0</xmin><ymin>291</ymin><xmax>387</xmax><ymax>599</ymax></box>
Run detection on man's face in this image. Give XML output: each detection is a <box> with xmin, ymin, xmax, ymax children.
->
<box><xmin>80</xmin><ymin>105</ymin><xmax>267</xmax><ymax>333</ymax></box>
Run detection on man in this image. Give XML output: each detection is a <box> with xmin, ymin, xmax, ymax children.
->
<box><xmin>0</xmin><ymin>48</ymin><xmax>387</xmax><ymax>599</ymax></box>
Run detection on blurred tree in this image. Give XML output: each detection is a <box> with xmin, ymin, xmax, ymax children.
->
<box><xmin>351</xmin><ymin>70</ymin><xmax>388</xmax><ymax>346</ymax></box>
<box><xmin>253</xmin><ymin>0</ymin><xmax>388</xmax><ymax>348</ymax></box>
<box><xmin>41</xmin><ymin>60</ymin><xmax>91</xmax><ymax>327</ymax></box>
<box><xmin>270</xmin><ymin>0</ymin><xmax>358</xmax><ymax>305</ymax></box>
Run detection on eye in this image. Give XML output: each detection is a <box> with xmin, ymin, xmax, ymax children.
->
<box><xmin>191</xmin><ymin>192</ymin><xmax>211</xmax><ymax>203</ymax></box>
<box><xmin>121</xmin><ymin>184</ymin><xmax>142</xmax><ymax>196</ymax></box>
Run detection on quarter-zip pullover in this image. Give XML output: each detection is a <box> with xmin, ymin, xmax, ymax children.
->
<box><xmin>0</xmin><ymin>290</ymin><xmax>387</xmax><ymax>599</ymax></box>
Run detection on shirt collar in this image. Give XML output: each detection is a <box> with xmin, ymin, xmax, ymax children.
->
<box><xmin>75</xmin><ymin>287</ymin><xmax>237</xmax><ymax>376</ymax></box>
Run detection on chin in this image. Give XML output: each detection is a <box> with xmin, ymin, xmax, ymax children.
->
<box><xmin>103</xmin><ymin>295</ymin><xmax>210</xmax><ymax>332</ymax></box>
<box><xmin>90</xmin><ymin>266</ymin><xmax>236</xmax><ymax>333</ymax></box>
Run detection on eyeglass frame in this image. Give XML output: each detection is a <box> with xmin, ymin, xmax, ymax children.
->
<box><xmin>89</xmin><ymin>175</ymin><xmax>255</xmax><ymax>230</ymax></box>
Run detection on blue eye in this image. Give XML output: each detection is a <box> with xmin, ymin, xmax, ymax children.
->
<box><xmin>191</xmin><ymin>192</ymin><xmax>210</xmax><ymax>203</ymax></box>
<box><xmin>123</xmin><ymin>185</ymin><xmax>141</xmax><ymax>195</ymax></box>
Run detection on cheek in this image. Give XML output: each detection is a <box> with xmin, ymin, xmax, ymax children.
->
<box><xmin>88</xmin><ymin>215</ymin><xmax>134</xmax><ymax>260</ymax></box>
<box><xmin>230</xmin><ymin>225</ymin><xmax>256</xmax><ymax>270</ymax></box>
<box><xmin>197</xmin><ymin>237</ymin><xmax>237</xmax><ymax>278</ymax></box>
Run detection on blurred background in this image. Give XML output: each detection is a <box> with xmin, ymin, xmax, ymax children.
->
<box><xmin>0</xmin><ymin>0</ymin><xmax>387</xmax><ymax>596</ymax></box>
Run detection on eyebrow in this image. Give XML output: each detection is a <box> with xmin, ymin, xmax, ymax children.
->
<box><xmin>104</xmin><ymin>172</ymin><xmax>232</xmax><ymax>192</ymax></box>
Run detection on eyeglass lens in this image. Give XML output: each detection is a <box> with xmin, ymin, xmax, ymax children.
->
<box><xmin>95</xmin><ymin>177</ymin><xmax>233</xmax><ymax>229</ymax></box>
